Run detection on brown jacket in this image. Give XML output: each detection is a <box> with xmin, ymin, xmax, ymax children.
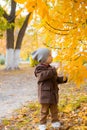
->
<box><xmin>34</xmin><ymin>64</ymin><xmax>67</xmax><ymax>104</ymax></box>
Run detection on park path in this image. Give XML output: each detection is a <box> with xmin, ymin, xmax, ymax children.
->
<box><xmin>0</xmin><ymin>66</ymin><xmax>37</xmax><ymax>121</ymax></box>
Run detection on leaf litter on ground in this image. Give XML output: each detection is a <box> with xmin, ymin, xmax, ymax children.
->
<box><xmin>0</xmin><ymin>65</ymin><xmax>87</xmax><ymax>130</ymax></box>
<box><xmin>0</xmin><ymin>83</ymin><xmax>87</xmax><ymax>130</ymax></box>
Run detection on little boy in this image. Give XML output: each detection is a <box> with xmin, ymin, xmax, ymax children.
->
<box><xmin>32</xmin><ymin>48</ymin><xmax>67</xmax><ymax>130</ymax></box>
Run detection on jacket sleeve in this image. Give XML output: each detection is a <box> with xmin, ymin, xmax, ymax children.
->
<box><xmin>57</xmin><ymin>76</ymin><xmax>68</xmax><ymax>84</ymax></box>
<box><xmin>35</xmin><ymin>68</ymin><xmax>57</xmax><ymax>82</ymax></box>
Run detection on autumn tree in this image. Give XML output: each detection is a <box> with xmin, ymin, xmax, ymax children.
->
<box><xmin>0</xmin><ymin>0</ymin><xmax>32</xmax><ymax>69</ymax></box>
<box><xmin>40</xmin><ymin>0</ymin><xmax>87</xmax><ymax>86</ymax></box>
<box><xmin>15</xmin><ymin>0</ymin><xmax>87</xmax><ymax>86</ymax></box>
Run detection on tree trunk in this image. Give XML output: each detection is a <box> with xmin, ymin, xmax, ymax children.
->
<box><xmin>5</xmin><ymin>26</ymin><xmax>19</xmax><ymax>70</ymax></box>
<box><xmin>13</xmin><ymin>49</ymin><xmax>20</xmax><ymax>69</ymax></box>
<box><xmin>3</xmin><ymin>0</ymin><xmax>32</xmax><ymax>70</ymax></box>
<box><xmin>5</xmin><ymin>49</ymin><xmax>20</xmax><ymax>70</ymax></box>
<box><xmin>12</xmin><ymin>13</ymin><xmax>31</xmax><ymax>69</ymax></box>
<box><xmin>5</xmin><ymin>49</ymin><xmax>14</xmax><ymax>70</ymax></box>
<box><xmin>5</xmin><ymin>25</ymin><xmax>15</xmax><ymax>69</ymax></box>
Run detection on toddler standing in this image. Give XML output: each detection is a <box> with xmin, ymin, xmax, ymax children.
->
<box><xmin>32</xmin><ymin>48</ymin><xmax>67</xmax><ymax>130</ymax></box>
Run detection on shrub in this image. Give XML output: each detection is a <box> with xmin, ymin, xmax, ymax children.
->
<box><xmin>0</xmin><ymin>59</ymin><xmax>5</xmax><ymax>65</ymax></box>
<box><xmin>29</xmin><ymin>55</ymin><xmax>39</xmax><ymax>67</ymax></box>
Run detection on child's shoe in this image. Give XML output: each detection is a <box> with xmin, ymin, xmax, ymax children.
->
<box><xmin>39</xmin><ymin>124</ymin><xmax>46</xmax><ymax>130</ymax></box>
<box><xmin>52</xmin><ymin>122</ymin><xmax>61</xmax><ymax>129</ymax></box>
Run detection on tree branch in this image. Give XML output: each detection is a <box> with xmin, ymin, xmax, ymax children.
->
<box><xmin>1</xmin><ymin>0</ymin><xmax>16</xmax><ymax>22</ymax></box>
<box><xmin>46</xmin><ymin>22</ymin><xmax>69</xmax><ymax>31</ymax></box>
<box><xmin>15</xmin><ymin>12</ymin><xmax>32</xmax><ymax>49</ymax></box>
<box><xmin>8</xmin><ymin>0</ymin><xmax>16</xmax><ymax>22</ymax></box>
<box><xmin>45</xmin><ymin>21</ymin><xmax>77</xmax><ymax>32</ymax></box>
<box><xmin>10</xmin><ymin>0</ymin><xmax>16</xmax><ymax>20</ymax></box>
<box><xmin>44</xmin><ymin>25</ymin><xmax>69</xmax><ymax>35</ymax></box>
<box><xmin>0</xmin><ymin>5</ymin><xmax>9</xmax><ymax>20</ymax></box>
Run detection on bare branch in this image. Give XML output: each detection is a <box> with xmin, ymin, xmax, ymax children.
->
<box><xmin>46</xmin><ymin>22</ymin><xmax>69</xmax><ymax>31</ymax></box>
<box><xmin>0</xmin><ymin>5</ymin><xmax>9</xmax><ymax>20</ymax></box>
<box><xmin>44</xmin><ymin>25</ymin><xmax>69</xmax><ymax>35</ymax></box>
<box><xmin>1</xmin><ymin>0</ymin><xmax>16</xmax><ymax>22</ymax></box>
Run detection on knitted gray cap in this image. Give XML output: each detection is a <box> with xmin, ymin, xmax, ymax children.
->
<box><xmin>32</xmin><ymin>48</ymin><xmax>50</xmax><ymax>63</ymax></box>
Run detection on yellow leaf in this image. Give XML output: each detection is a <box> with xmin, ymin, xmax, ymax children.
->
<box><xmin>37</xmin><ymin>0</ymin><xmax>49</xmax><ymax>19</ymax></box>
<box><xmin>16</xmin><ymin>8</ymin><xmax>24</xmax><ymax>16</ymax></box>
<box><xmin>26</xmin><ymin>0</ymin><xmax>36</xmax><ymax>12</ymax></box>
<box><xmin>28</xmin><ymin>12</ymin><xmax>33</xmax><ymax>24</ymax></box>
<box><xmin>14</xmin><ymin>0</ymin><xmax>26</xmax><ymax>4</ymax></box>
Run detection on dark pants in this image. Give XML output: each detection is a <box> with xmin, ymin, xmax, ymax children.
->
<box><xmin>40</xmin><ymin>104</ymin><xmax>59</xmax><ymax>124</ymax></box>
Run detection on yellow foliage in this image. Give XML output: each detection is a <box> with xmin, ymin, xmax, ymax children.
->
<box><xmin>28</xmin><ymin>12</ymin><xmax>33</xmax><ymax>24</ymax></box>
<box><xmin>26</xmin><ymin>0</ymin><xmax>36</xmax><ymax>12</ymax></box>
<box><xmin>37</xmin><ymin>1</ymin><xmax>49</xmax><ymax>19</ymax></box>
<box><xmin>63</xmin><ymin>104</ymin><xmax>73</xmax><ymax>113</ymax></box>
<box><xmin>16</xmin><ymin>8</ymin><xmax>24</xmax><ymax>16</ymax></box>
<box><xmin>14</xmin><ymin>0</ymin><xmax>26</xmax><ymax>4</ymax></box>
<box><xmin>15</xmin><ymin>0</ymin><xmax>87</xmax><ymax>86</ymax></box>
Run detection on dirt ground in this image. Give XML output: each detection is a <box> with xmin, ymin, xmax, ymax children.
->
<box><xmin>0</xmin><ymin>64</ymin><xmax>87</xmax><ymax>126</ymax></box>
<box><xmin>0</xmin><ymin>65</ymin><xmax>37</xmax><ymax>121</ymax></box>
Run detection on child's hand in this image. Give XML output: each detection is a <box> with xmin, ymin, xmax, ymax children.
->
<box><xmin>51</xmin><ymin>62</ymin><xmax>60</xmax><ymax>69</ymax></box>
<box><xmin>63</xmin><ymin>76</ymin><xmax>67</xmax><ymax>82</ymax></box>
<box><xmin>57</xmin><ymin>67</ymin><xmax>64</xmax><ymax>76</ymax></box>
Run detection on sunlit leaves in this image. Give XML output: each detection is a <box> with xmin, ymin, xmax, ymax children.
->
<box><xmin>14</xmin><ymin>0</ymin><xmax>87</xmax><ymax>86</ymax></box>
<box><xmin>15</xmin><ymin>0</ymin><xmax>49</xmax><ymax>18</ymax></box>
<box><xmin>14</xmin><ymin>0</ymin><xmax>26</xmax><ymax>4</ymax></box>
<box><xmin>0</xmin><ymin>7</ymin><xmax>8</xmax><ymax>36</ymax></box>
<box><xmin>26</xmin><ymin>0</ymin><xmax>36</xmax><ymax>12</ymax></box>
<box><xmin>42</xmin><ymin>0</ymin><xmax>87</xmax><ymax>86</ymax></box>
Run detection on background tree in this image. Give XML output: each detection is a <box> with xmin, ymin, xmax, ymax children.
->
<box><xmin>0</xmin><ymin>0</ymin><xmax>31</xmax><ymax>69</ymax></box>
